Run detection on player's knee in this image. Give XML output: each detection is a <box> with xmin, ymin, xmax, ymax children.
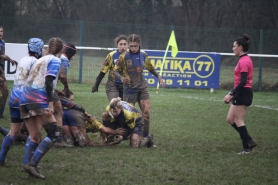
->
<box><xmin>43</xmin><ymin>122</ymin><xmax>60</xmax><ymax>141</ymax></box>
<box><xmin>130</xmin><ymin>134</ymin><xmax>141</xmax><ymax>148</ymax></box>
<box><xmin>31</xmin><ymin>135</ymin><xmax>41</xmax><ymax>143</ymax></box>
<box><xmin>9</xmin><ymin>123</ymin><xmax>24</xmax><ymax>137</ymax></box>
<box><xmin>70</xmin><ymin>126</ymin><xmax>79</xmax><ymax>133</ymax></box>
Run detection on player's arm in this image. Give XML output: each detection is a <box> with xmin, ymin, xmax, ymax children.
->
<box><xmin>59</xmin><ymin>96</ymin><xmax>85</xmax><ymax>113</ymax></box>
<box><xmin>223</xmin><ymin>72</ymin><xmax>248</xmax><ymax>103</ymax></box>
<box><xmin>91</xmin><ymin>72</ymin><xmax>105</xmax><ymax>93</ymax></box>
<box><xmin>84</xmin><ymin>132</ymin><xmax>103</xmax><ymax>146</ymax></box>
<box><xmin>0</xmin><ymin>54</ymin><xmax>15</xmax><ymax>65</ymax></box>
<box><xmin>113</xmin><ymin>55</ymin><xmax>130</xmax><ymax>84</ymax></box>
<box><xmin>230</xmin><ymin>72</ymin><xmax>248</xmax><ymax>95</ymax></box>
<box><xmin>59</xmin><ymin>72</ymin><xmax>69</xmax><ymax>90</ymax></box>
<box><xmin>145</xmin><ymin>54</ymin><xmax>165</xmax><ymax>87</ymax></box>
<box><xmin>92</xmin><ymin>54</ymin><xmax>113</xmax><ymax>93</ymax></box>
<box><xmin>45</xmin><ymin>75</ymin><xmax>55</xmax><ymax>113</ymax></box>
<box><xmin>99</xmin><ymin>126</ymin><xmax>125</xmax><ymax>136</ymax></box>
<box><xmin>72</xmin><ymin>104</ymin><xmax>85</xmax><ymax>113</ymax></box>
<box><xmin>58</xmin><ymin>62</ymin><xmax>70</xmax><ymax>91</ymax></box>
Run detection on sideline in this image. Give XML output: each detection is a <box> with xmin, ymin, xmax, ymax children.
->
<box><xmin>176</xmin><ymin>95</ymin><xmax>278</xmax><ymax>111</ymax></box>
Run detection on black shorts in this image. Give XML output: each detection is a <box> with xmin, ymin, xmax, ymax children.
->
<box><xmin>232</xmin><ymin>88</ymin><xmax>253</xmax><ymax>106</ymax></box>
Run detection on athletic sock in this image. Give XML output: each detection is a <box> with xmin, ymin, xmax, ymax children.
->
<box><xmin>29</xmin><ymin>137</ymin><xmax>54</xmax><ymax>167</ymax></box>
<box><xmin>23</xmin><ymin>137</ymin><xmax>31</xmax><ymax>164</ymax></box>
<box><xmin>143</xmin><ymin>120</ymin><xmax>150</xmax><ymax>138</ymax></box>
<box><xmin>0</xmin><ymin>134</ymin><xmax>16</xmax><ymax>163</ymax></box>
<box><xmin>231</xmin><ymin>123</ymin><xmax>252</xmax><ymax>141</ymax></box>
<box><xmin>237</xmin><ymin>126</ymin><xmax>250</xmax><ymax>150</ymax></box>
<box><xmin>26</xmin><ymin>140</ymin><xmax>39</xmax><ymax>164</ymax></box>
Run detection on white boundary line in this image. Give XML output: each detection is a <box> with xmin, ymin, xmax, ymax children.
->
<box><xmin>162</xmin><ymin>94</ymin><xmax>278</xmax><ymax>111</ymax></box>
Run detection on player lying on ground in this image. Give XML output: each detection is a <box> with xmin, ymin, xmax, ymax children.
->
<box><xmin>59</xmin><ymin>92</ymin><xmax>126</xmax><ymax>147</ymax></box>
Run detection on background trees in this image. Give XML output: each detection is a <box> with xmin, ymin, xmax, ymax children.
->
<box><xmin>1</xmin><ymin>0</ymin><xmax>277</xmax><ymax>30</ymax></box>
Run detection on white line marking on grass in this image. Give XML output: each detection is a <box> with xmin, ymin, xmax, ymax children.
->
<box><xmin>252</xmin><ymin>105</ymin><xmax>278</xmax><ymax>111</ymax></box>
<box><xmin>165</xmin><ymin>95</ymin><xmax>278</xmax><ymax>111</ymax></box>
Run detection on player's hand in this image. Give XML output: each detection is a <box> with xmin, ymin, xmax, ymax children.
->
<box><xmin>115</xmin><ymin>128</ymin><xmax>126</xmax><ymax>135</ymax></box>
<box><xmin>105</xmin><ymin>135</ymin><xmax>123</xmax><ymax>145</ymax></box>
<box><xmin>55</xmin><ymin>89</ymin><xmax>65</xmax><ymax>97</ymax></box>
<box><xmin>223</xmin><ymin>94</ymin><xmax>233</xmax><ymax>104</ymax></box>
<box><xmin>63</xmin><ymin>86</ymin><xmax>70</xmax><ymax>93</ymax></box>
<box><xmin>121</xmin><ymin>77</ymin><xmax>130</xmax><ymax>84</ymax></box>
<box><xmin>9</xmin><ymin>59</ymin><xmax>15</xmax><ymax>66</ymax></box>
<box><xmin>158</xmin><ymin>76</ymin><xmax>165</xmax><ymax>88</ymax></box>
<box><xmin>91</xmin><ymin>84</ymin><xmax>98</xmax><ymax>93</ymax></box>
<box><xmin>100</xmin><ymin>132</ymin><xmax>109</xmax><ymax>144</ymax></box>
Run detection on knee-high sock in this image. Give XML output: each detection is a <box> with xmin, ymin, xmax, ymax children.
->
<box><xmin>23</xmin><ymin>137</ymin><xmax>32</xmax><ymax>164</ymax></box>
<box><xmin>25</xmin><ymin>140</ymin><xmax>39</xmax><ymax>164</ymax></box>
<box><xmin>238</xmin><ymin>126</ymin><xmax>250</xmax><ymax>150</ymax></box>
<box><xmin>29</xmin><ymin>137</ymin><xmax>54</xmax><ymax>167</ymax></box>
<box><xmin>231</xmin><ymin>123</ymin><xmax>252</xmax><ymax>141</ymax></box>
<box><xmin>143</xmin><ymin>120</ymin><xmax>150</xmax><ymax>138</ymax></box>
<box><xmin>0</xmin><ymin>134</ymin><xmax>16</xmax><ymax>162</ymax></box>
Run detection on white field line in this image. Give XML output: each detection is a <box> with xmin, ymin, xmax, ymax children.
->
<box><xmin>159</xmin><ymin>95</ymin><xmax>278</xmax><ymax>111</ymax></box>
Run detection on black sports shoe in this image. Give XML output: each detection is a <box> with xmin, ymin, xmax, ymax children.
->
<box><xmin>237</xmin><ymin>149</ymin><xmax>251</xmax><ymax>155</ymax></box>
<box><xmin>248</xmin><ymin>139</ymin><xmax>257</xmax><ymax>150</ymax></box>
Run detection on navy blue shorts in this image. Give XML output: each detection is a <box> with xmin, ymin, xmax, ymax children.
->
<box><xmin>9</xmin><ymin>107</ymin><xmax>24</xmax><ymax>123</ymax></box>
<box><xmin>62</xmin><ymin>109</ymin><xmax>85</xmax><ymax>128</ymax></box>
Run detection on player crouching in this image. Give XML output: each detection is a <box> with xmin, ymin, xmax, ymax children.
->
<box><xmin>103</xmin><ymin>97</ymin><xmax>154</xmax><ymax>148</ymax></box>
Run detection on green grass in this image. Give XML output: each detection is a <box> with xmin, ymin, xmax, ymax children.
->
<box><xmin>0</xmin><ymin>81</ymin><xmax>278</xmax><ymax>184</ymax></box>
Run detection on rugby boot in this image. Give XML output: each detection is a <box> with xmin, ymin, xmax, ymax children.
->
<box><xmin>22</xmin><ymin>164</ymin><xmax>46</xmax><ymax>180</ymax></box>
<box><xmin>237</xmin><ymin>149</ymin><xmax>251</xmax><ymax>155</ymax></box>
<box><xmin>63</xmin><ymin>135</ymin><xmax>74</xmax><ymax>147</ymax></box>
<box><xmin>248</xmin><ymin>139</ymin><xmax>257</xmax><ymax>150</ymax></box>
<box><xmin>54</xmin><ymin>140</ymin><xmax>74</xmax><ymax>148</ymax></box>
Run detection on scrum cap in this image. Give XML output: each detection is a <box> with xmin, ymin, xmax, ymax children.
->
<box><xmin>28</xmin><ymin>38</ymin><xmax>44</xmax><ymax>57</ymax></box>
